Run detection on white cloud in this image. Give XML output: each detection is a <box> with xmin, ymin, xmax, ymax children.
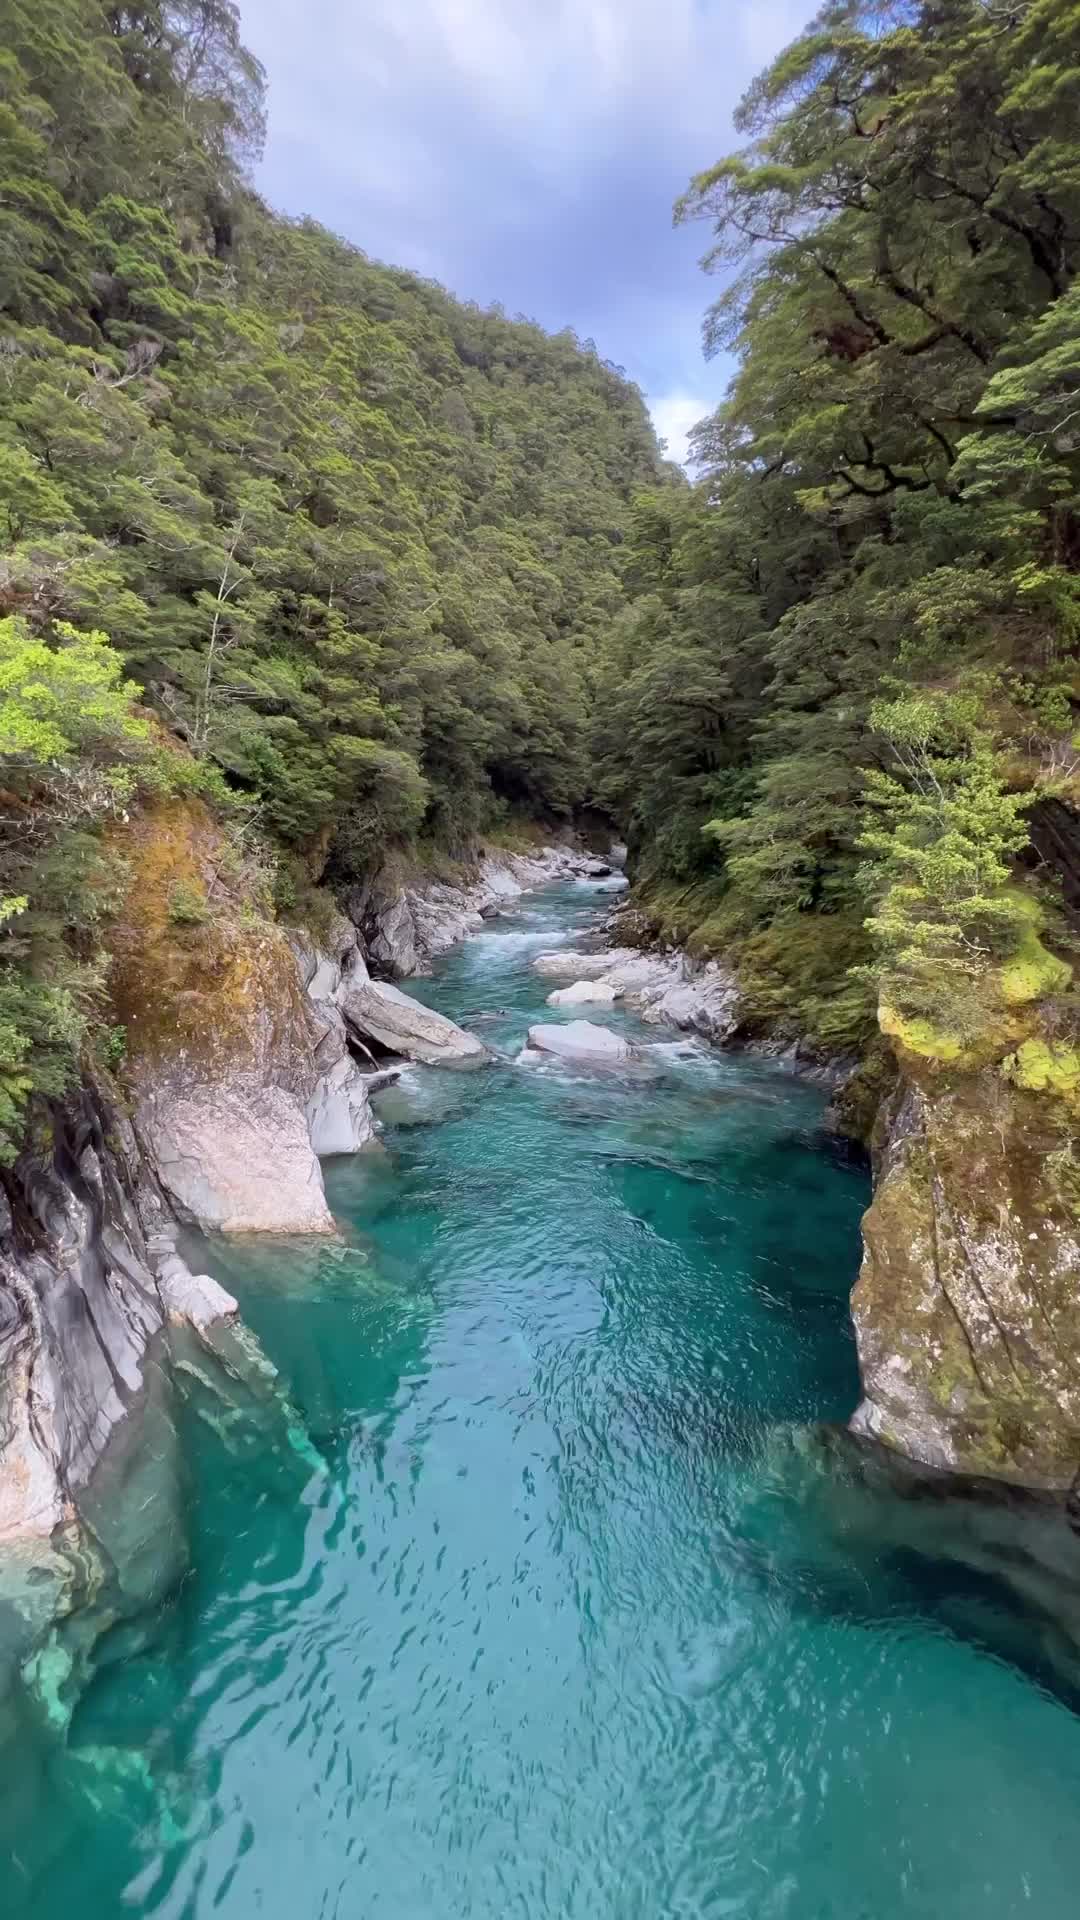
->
<box><xmin>648</xmin><ymin>389</ymin><xmax>714</xmax><ymax>469</ymax></box>
<box><xmin>240</xmin><ymin>0</ymin><xmax>807</xmax><ymax>399</ymax></box>
<box><xmin>247</xmin><ymin>0</ymin><xmax>804</xmax><ymax>203</ymax></box>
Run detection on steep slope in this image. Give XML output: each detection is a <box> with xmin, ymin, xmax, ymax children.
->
<box><xmin>0</xmin><ymin>0</ymin><xmax>669</xmax><ymax>1167</ymax></box>
<box><xmin>593</xmin><ymin>0</ymin><xmax>1080</xmax><ymax>1484</ymax></box>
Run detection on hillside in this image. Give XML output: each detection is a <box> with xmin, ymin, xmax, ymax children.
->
<box><xmin>0</xmin><ymin>0</ymin><xmax>667</xmax><ymax>1157</ymax></box>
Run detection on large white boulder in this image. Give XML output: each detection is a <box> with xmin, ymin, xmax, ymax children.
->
<box><xmin>143</xmin><ymin>1084</ymin><xmax>337</xmax><ymax>1235</ymax></box>
<box><xmin>546</xmin><ymin>980</ymin><xmax>619</xmax><ymax>1008</ymax></box>
<box><xmin>341</xmin><ymin>978</ymin><xmax>487</xmax><ymax>1068</ymax></box>
<box><xmin>527</xmin><ymin>1020</ymin><xmax>634</xmax><ymax>1064</ymax></box>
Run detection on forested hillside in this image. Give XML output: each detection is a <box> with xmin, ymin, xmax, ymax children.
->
<box><xmin>595</xmin><ymin>0</ymin><xmax>1080</xmax><ymax>1070</ymax></box>
<box><xmin>0</xmin><ymin>0</ymin><xmax>665</xmax><ymax>1155</ymax></box>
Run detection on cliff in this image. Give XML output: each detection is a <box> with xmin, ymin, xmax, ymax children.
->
<box><xmin>851</xmin><ymin>1067</ymin><xmax>1080</xmax><ymax>1489</ymax></box>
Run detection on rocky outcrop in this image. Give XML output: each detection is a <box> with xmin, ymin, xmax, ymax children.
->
<box><xmin>526</xmin><ymin>1020</ymin><xmax>636</xmax><ymax>1064</ymax></box>
<box><xmin>0</xmin><ymin>1084</ymin><xmax>238</xmax><ymax>1543</ymax></box>
<box><xmin>850</xmin><ymin>1072</ymin><xmax>1080</xmax><ymax>1489</ymax></box>
<box><xmin>347</xmin><ymin>844</ymin><xmax>615</xmax><ymax>979</ymax></box>
<box><xmin>341</xmin><ymin>977</ymin><xmax>487</xmax><ymax>1067</ymax></box>
<box><xmin>532</xmin><ymin>946</ymin><xmax>741</xmax><ymax>1045</ymax></box>
<box><xmin>109</xmin><ymin>803</ymin><xmax>381</xmax><ymax>1234</ymax></box>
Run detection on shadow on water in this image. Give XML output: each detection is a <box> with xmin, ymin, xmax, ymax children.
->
<box><xmin>728</xmin><ymin>1424</ymin><xmax>1080</xmax><ymax>1715</ymax></box>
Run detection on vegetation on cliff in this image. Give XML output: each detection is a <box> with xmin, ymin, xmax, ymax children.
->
<box><xmin>595</xmin><ymin>0</ymin><xmax>1080</xmax><ymax>1067</ymax></box>
<box><xmin>0</xmin><ymin>0</ymin><xmax>667</xmax><ymax>1156</ymax></box>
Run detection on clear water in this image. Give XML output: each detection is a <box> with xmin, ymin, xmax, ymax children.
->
<box><xmin>5</xmin><ymin>881</ymin><xmax>1080</xmax><ymax>1918</ymax></box>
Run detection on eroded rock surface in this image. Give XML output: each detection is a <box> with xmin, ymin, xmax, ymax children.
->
<box><xmin>0</xmin><ymin>1088</ymin><xmax>240</xmax><ymax>1544</ymax></box>
<box><xmin>342</xmin><ymin>979</ymin><xmax>487</xmax><ymax>1068</ymax></box>
<box><xmin>851</xmin><ymin>1075</ymin><xmax>1080</xmax><ymax>1489</ymax></box>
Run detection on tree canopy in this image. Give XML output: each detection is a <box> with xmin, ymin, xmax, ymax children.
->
<box><xmin>594</xmin><ymin>0</ymin><xmax>1080</xmax><ymax>1057</ymax></box>
<box><xmin>0</xmin><ymin>0</ymin><xmax>670</xmax><ymax>1154</ymax></box>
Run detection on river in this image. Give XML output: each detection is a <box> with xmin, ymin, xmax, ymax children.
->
<box><xmin>5</xmin><ymin>879</ymin><xmax>1080</xmax><ymax>1917</ymax></box>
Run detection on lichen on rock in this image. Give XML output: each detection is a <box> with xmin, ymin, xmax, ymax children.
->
<box><xmin>851</xmin><ymin>1072</ymin><xmax>1080</xmax><ymax>1488</ymax></box>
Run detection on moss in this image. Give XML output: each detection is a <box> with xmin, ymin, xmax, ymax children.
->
<box><xmin>105</xmin><ymin>799</ymin><xmax>311</xmax><ymax>1082</ymax></box>
<box><xmin>998</xmin><ymin>920</ymin><xmax>1071</xmax><ymax>1006</ymax></box>
<box><xmin>1003</xmin><ymin>1036</ymin><xmax>1080</xmax><ymax>1102</ymax></box>
<box><xmin>879</xmin><ymin>1002</ymin><xmax>972</xmax><ymax>1064</ymax></box>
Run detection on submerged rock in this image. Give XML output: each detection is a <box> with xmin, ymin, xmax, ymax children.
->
<box><xmin>546</xmin><ymin>980</ymin><xmax>619</xmax><ymax>1008</ymax></box>
<box><xmin>341</xmin><ymin>978</ymin><xmax>487</xmax><ymax>1068</ymax></box>
<box><xmin>527</xmin><ymin>1020</ymin><xmax>635</xmax><ymax>1064</ymax></box>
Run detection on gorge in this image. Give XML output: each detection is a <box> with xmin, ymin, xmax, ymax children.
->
<box><xmin>7</xmin><ymin>873</ymin><xmax>1080</xmax><ymax>1918</ymax></box>
<box><xmin>3</xmin><ymin>0</ymin><xmax>1080</xmax><ymax>1913</ymax></box>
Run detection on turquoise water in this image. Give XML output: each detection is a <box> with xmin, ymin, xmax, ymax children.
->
<box><xmin>6</xmin><ymin>880</ymin><xmax>1080</xmax><ymax>1917</ymax></box>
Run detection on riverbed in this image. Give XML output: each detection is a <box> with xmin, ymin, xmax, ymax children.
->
<box><xmin>5</xmin><ymin>880</ymin><xmax>1080</xmax><ymax>1917</ymax></box>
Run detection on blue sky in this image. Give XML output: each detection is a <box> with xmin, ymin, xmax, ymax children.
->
<box><xmin>240</xmin><ymin>0</ymin><xmax>809</xmax><ymax>464</ymax></box>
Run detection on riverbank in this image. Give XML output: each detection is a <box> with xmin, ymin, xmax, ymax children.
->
<box><xmin>7</xmin><ymin>875</ymin><xmax>1080</xmax><ymax>1919</ymax></box>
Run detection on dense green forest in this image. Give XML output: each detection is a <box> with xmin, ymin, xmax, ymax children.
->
<box><xmin>2</xmin><ymin>0</ymin><xmax>1079</xmax><ymax>1160</ymax></box>
<box><xmin>594</xmin><ymin>0</ymin><xmax>1080</xmax><ymax>1069</ymax></box>
<box><xmin>0</xmin><ymin>0</ymin><xmax>666</xmax><ymax>1152</ymax></box>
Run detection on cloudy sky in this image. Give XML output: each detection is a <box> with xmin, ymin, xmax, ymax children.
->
<box><xmin>239</xmin><ymin>0</ymin><xmax>809</xmax><ymax>464</ymax></box>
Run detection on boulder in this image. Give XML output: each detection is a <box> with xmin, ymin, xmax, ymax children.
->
<box><xmin>527</xmin><ymin>1020</ymin><xmax>635</xmax><ymax>1064</ymax></box>
<box><xmin>341</xmin><ymin>978</ymin><xmax>487</xmax><ymax>1068</ymax></box>
<box><xmin>533</xmin><ymin>949</ymin><xmax>631</xmax><ymax>980</ymax></box>
<box><xmin>142</xmin><ymin>1083</ymin><xmax>336</xmax><ymax>1235</ymax></box>
<box><xmin>546</xmin><ymin>980</ymin><xmax>619</xmax><ymax>1008</ymax></box>
<box><xmin>637</xmin><ymin>962</ymin><xmax>741</xmax><ymax>1045</ymax></box>
<box><xmin>532</xmin><ymin>947</ymin><xmax>740</xmax><ymax>1044</ymax></box>
<box><xmin>155</xmin><ymin>1247</ymin><xmax>238</xmax><ymax>1333</ymax></box>
<box><xmin>305</xmin><ymin>1055</ymin><xmax>378</xmax><ymax>1155</ymax></box>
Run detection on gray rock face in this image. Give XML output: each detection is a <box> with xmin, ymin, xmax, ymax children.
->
<box><xmin>0</xmin><ymin>1088</ymin><xmax>238</xmax><ymax>1544</ymax></box>
<box><xmin>305</xmin><ymin>1054</ymin><xmax>378</xmax><ymax>1156</ymax></box>
<box><xmin>347</xmin><ymin>845</ymin><xmax>604</xmax><ymax>979</ymax></box>
<box><xmin>341</xmin><ymin>978</ymin><xmax>487</xmax><ymax>1067</ymax></box>
<box><xmin>137</xmin><ymin>917</ymin><xmax>381</xmax><ymax>1236</ymax></box>
<box><xmin>527</xmin><ymin>1020</ymin><xmax>635</xmax><ymax>1064</ymax></box>
<box><xmin>143</xmin><ymin>1082</ymin><xmax>337</xmax><ymax>1235</ymax></box>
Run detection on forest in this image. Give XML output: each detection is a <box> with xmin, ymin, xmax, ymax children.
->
<box><xmin>596</xmin><ymin>0</ymin><xmax>1080</xmax><ymax>1071</ymax></box>
<box><xmin>1</xmin><ymin>0</ymin><xmax>1079</xmax><ymax>1157</ymax></box>
<box><xmin>0</xmin><ymin>0</ymin><xmax>667</xmax><ymax>1154</ymax></box>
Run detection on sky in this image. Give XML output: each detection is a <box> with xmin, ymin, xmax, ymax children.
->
<box><xmin>239</xmin><ymin>0</ymin><xmax>810</xmax><ymax>465</ymax></box>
